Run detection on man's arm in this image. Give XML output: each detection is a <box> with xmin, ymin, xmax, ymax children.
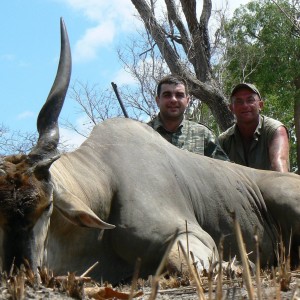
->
<box><xmin>269</xmin><ymin>126</ymin><xmax>290</xmax><ymax>172</ymax></box>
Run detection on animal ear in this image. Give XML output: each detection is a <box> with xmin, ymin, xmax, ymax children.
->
<box><xmin>53</xmin><ymin>186</ymin><xmax>115</xmax><ymax>230</ymax></box>
<box><xmin>31</xmin><ymin>155</ymin><xmax>61</xmax><ymax>179</ymax></box>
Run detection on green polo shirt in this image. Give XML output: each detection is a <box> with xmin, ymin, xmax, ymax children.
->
<box><xmin>218</xmin><ymin>115</ymin><xmax>286</xmax><ymax>170</ymax></box>
<box><xmin>148</xmin><ymin>115</ymin><xmax>228</xmax><ymax>160</ymax></box>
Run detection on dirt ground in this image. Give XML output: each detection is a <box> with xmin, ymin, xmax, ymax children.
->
<box><xmin>1</xmin><ymin>270</ymin><xmax>299</xmax><ymax>299</ymax></box>
<box><xmin>0</xmin><ymin>280</ymin><xmax>299</xmax><ymax>299</ymax></box>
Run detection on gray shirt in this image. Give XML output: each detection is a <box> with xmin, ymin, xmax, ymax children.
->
<box><xmin>218</xmin><ymin>115</ymin><xmax>286</xmax><ymax>170</ymax></box>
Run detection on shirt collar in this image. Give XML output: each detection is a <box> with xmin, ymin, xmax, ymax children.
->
<box><xmin>254</xmin><ymin>114</ymin><xmax>264</xmax><ymax>137</ymax></box>
<box><xmin>231</xmin><ymin>114</ymin><xmax>264</xmax><ymax>138</ymax></box>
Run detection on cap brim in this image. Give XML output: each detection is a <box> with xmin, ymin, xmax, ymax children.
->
<box><xmin>230</xmin><ymin>83</ymin><xmax>261</xmax><ymax>99</ymax></box>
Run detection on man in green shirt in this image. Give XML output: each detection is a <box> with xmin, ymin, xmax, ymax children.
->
<box><xmin>148</xmin><ymin>75</ymin><xmax>228</xmax><ymax>160</ymax></box>
<box><xmin>218</xmin><ymin>83</ymin><xmax>289</xmax><ymax>171</ymax></box>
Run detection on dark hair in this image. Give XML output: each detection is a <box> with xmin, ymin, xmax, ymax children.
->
<box><xmin>156</xmin><ymin>75</ymin><xmax>189</xmax><ymax>97</ymax></box>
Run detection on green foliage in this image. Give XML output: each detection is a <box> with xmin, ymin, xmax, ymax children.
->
<box><xmin>218</xmin><ymin>0</ymin><xmax>300</xmax><ymax>170</ymax></box>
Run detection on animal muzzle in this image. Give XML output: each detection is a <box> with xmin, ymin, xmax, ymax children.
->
<box><xmin>2</xmin><ymin>229</ymin><xmax>40</xmax><ymax>272</ymax></box>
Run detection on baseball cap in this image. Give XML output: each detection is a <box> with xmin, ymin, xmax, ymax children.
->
<box><xmin>230</xmin><ymin>83</ymin><xmax>262</xmax><ymax>100</ymax></box>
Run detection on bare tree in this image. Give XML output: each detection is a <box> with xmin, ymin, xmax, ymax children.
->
<box><xmin>63</xmin><ymin>80</ymin><xmax>124</xmax><ymax>137</ymax></box>
<box><xmin>0</xmin><ymin>124</ymin><xmax>38</xmax><ymax>155</ymax></box>
<box><xmin>0</xmin><ymin>123</ymin><xmax>73</xmax><ymax>155</ymax></box>
<box><xmin>117</xmin><ymin>29</ymin><xmax>170</xmax><ymax>121</ymax></box>
<box><xmin>130</xmin><ymin>0</ymin><xmax>234</xmax><ymax>131</ymax></box>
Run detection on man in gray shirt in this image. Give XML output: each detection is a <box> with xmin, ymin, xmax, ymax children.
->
<box><xmin>218</xmin><ymin>83</ymin><xmax>289</xmax><ymax>171</ymax></box>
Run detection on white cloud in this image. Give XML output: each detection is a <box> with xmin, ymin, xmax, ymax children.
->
<box><xmin>113</xmin><ymin>68</ymin><xmax>136</xmax><ymax>86</ymax></box>
<box><xmin>62</xmin><ymin>0</ymin><xmax>135</xmax><ymax>24</ymax></box>
<box><xmin>17</xmin><ymin>111</ymin><xmax>35</xmax><ymax>120</ymax></box>
<box><xmin>60</xmin><ymin>127</ymin><xmax>87</xmax><ymax>150</ymax></box>
<box><xmin>73</xmin><ymin>21</ymin><xmax>115</xmax><ymax>62</ymax></box>
<box><xmin>59</xmin><ymin>0</ymin><xmax>140</xmax><ymax>63</ymax></box>
<box><xmin>59</xmin><ymin>114</ymin><xmax>92</xmax><ymax>149</ymax></box>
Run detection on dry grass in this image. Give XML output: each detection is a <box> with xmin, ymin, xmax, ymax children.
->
<box><xmin>0</xmin><ymin>256</ymin><xmax>299</xmax><ymax>299</ymax></box>
<box><xmin>0</xmin><ymin>223</ymin><xmax>299</xmax><ymax>299</ymax></box>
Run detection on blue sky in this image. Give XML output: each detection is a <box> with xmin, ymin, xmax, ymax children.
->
<box><xmin>1</xmin><ymin>0</ymin><xmax>248</xmax><ymax>148</ymax></box>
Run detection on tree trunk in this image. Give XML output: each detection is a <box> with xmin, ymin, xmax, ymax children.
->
<box><xmin>293</xmin><ymin>79</ymin><xmax>300</xmax><ymax>173</ymax></box>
